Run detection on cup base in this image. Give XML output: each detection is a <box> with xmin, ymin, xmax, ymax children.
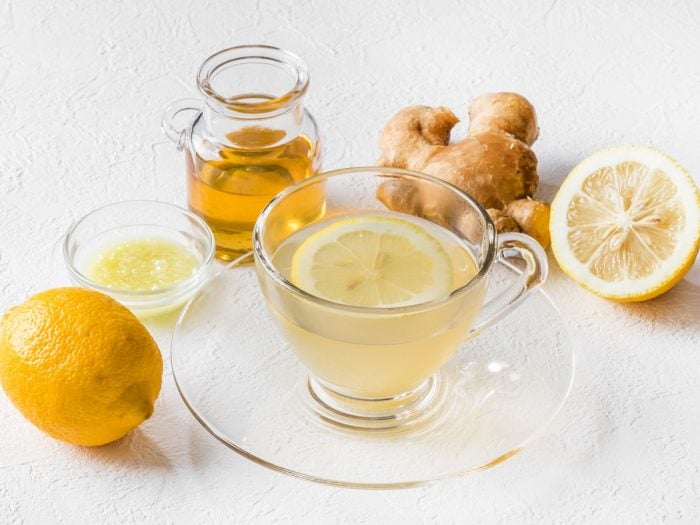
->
<box><xmin>306</xmin><ymin>375</ymin><xmax>446</xmax><ymax>434</ymax></box>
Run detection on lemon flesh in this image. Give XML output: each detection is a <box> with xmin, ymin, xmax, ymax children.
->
<box><xmin>290</xmin><ymin>215</ymin><xmax>453</xmax><ymax>307</ymax></box>
<box><xmin>87</xmin><ymin>237</ymin><xmax>199</xmax><ymax>291</ymax></box>
<box><xmin>551</xmin><ymin>146</ymin><xmax>700</xmax><ymax>301</ymax></box>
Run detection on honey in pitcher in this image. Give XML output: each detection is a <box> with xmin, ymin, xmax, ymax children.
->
<box><xmin>187</xmin><ymin>126</ymin><xmax>318</xmax><ymax>260</ymax></box>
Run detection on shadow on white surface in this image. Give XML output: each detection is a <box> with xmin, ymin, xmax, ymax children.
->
<box><xmin>185</xmin><ymin>423</ymin><xmax>228</xmax><ymax>472</ymax></box>
<box><xmin>622</xmin><ymin>279</ymin><xmax>700</xmax><ymax>328</ymax></box>
<box><xmin>80</xmin><ymin>428</ymin><xmax>172</xmax><ymax>470</ymax></box>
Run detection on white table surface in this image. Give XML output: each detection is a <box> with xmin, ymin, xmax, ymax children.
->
<box><xmin>1</xmin><ymin>1</ymin><xmax>699</xmax><ymax>523</ymax></box>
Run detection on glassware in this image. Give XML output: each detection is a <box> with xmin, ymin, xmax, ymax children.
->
<box><xmin>162</xmin><ymin>45</ymin><xmax>321</xmax><ymax>261</ymax></box>
<box><xmin>170</xmin><ymin>252</ymin><xmax>575</xmax><ymax>487</ymax></box>
<box><xmin>254</xmin><ymin>167</ymin><xmax>549</xmax><ymax>429</ymax></box>
<box><xmin>64</xmin><ymin>200</ymin><xmax>215</xmax><ymax>317</ymax></box>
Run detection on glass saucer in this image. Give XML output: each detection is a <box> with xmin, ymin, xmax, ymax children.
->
<box><xmin>171</xmin><ymin>253</ymin><xmax>575</xmax><ymax>488</ymax></box>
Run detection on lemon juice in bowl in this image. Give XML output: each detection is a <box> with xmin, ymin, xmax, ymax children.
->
<box><xmin>254</xmin><ymin>167</ymin><xmax>548</xmax><ymax>430</ymax></box>
<box><xmin>64</xmin><ymin>201</ymin><xmax>215</xmax><ymax>317</ymax></box>
<box><xmin>86</xmin><ymin>237</ymin><xmax>200</xmax><ymax>292</ymax></box>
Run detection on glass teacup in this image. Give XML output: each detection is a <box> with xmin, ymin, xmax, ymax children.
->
<box><xmin>254</xmin><ymin>167</ymin><xmax>547</xmax><ymax>429</ymax></box>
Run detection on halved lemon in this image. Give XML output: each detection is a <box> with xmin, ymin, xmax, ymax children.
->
<box><xmin>290</xmin><ymin>214</ymin><xmax>453</xmax><ymax>307</ymax></box>
<box><xmin>550</xmin><ymin>146</ymin><xmax>700</xmax><ymax>302</ymax></box>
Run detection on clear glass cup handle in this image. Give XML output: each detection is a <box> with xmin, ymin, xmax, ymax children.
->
<box><xmin>469</xmin><ymin>232</ymin><xmax>549</xmax><ymax>336</ymax></box>
<box><xmin>161</xmin><ymin>98</ymin><xmax>201</xmax><ymax>150</ymax></box>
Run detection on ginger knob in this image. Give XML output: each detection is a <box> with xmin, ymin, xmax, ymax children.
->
<box><xmin>505</xmin><ymin>198</ymin><xmax>551</xmax><ymax>248</ymax></box>
<box><xmin>376</xmin><ymin>92</ymin><xmax>551</xmax><ymax>249</ymax></box>
<box><xmin>468</xmin><ymin>92</ymin><xmax>539</xmax><ymax>146</ymax></box>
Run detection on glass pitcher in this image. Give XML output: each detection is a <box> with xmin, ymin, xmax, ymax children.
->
<box><xmin>162</xmin><ymin>45</ymin><xmax>321</xmax><ymax>260</ymax></box>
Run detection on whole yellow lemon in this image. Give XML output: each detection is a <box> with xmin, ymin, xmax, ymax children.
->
<box><xmin>0</xmin><ymin>287</ymin><xmax>162</xmax><ymax>446</ymax></box>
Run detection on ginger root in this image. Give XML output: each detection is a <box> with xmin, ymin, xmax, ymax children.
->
<box><xmin>487</xmin><ymin>208</ymin><xmax>519</xmax><ymax>233</ymax></box>
<box><xmin>468</xmin><ymin>92</ymin><xmax>539</xmax><ymax>146</ymax></box>
<box><xmin>505</xmin><ymin>197</ymin><xmax>551</xmax><ymax>247</ymax></box>
<box><xmin>376</xmin><ymin>92</ymin><xmax>551</xmax><ymax>247</ymax></box>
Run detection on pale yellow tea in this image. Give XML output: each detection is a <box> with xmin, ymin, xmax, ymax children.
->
<box><xmin>268</xmin><ymin>212</ymin><xmax>485</xmax><ymax>398</ymax></box>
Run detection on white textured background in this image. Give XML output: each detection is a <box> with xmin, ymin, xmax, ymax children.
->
<box><xmin>1</xmin><ymin>0</ymin><xmax>699</xmax><ymax>523</ymax></box>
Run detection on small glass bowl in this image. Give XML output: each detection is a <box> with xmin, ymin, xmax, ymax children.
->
<box><xmin>63</xmin><ymin>200</ymin><xmax>215</xmax><ymax>317</ymax></box>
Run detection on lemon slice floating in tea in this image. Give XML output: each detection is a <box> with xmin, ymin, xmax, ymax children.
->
<box><xmin>290</xmin><ymin>215</ymin><xmax>454</xmax><ymax>307</ymax></box>
<box><xmin>550</xmin><ymin>146</ymin><xmax>700</xmax><ymax>302</ymax></box>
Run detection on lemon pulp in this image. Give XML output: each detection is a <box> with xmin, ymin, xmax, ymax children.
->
<box><xmin>550</xmin><ymin>146</ymin><xmax>700</xmax><ymax>301</ymax></box>
<box><xmin>87</xmin><ymin>237</ymin><xmax>199</xmax><ymax>291</ymax></box>
<box><xmin>288</xmin><ymin>213</ymin><xmax>459</xmax><ymax>307</ymax></box>
<box><xmin>566</xmin><ymin>161</ymin><xmax>684</xmax><ymax>280</ymax></box>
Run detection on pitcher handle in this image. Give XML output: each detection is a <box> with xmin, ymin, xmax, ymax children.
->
<box><xmin>161</xmin><ymin>98</ymin><xmax>201</xmax><ymax>150</ymax></box>
<box><xmin>469</xmin><ymin>232</ymin><xmax>548</xmax><ymax>336</ymax></box>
